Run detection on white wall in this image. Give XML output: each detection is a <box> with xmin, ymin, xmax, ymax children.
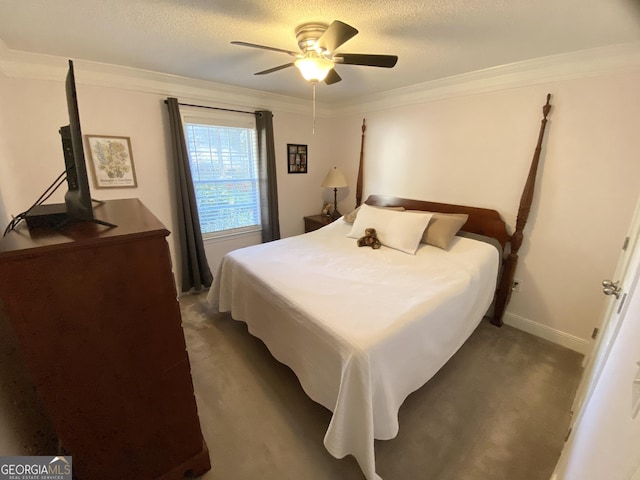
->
<box><xmin>0</xmin><ymin>73</ymin><xmax>8</xmax><ymax>223</ymax></box>
<box><xmin>274</xmin><ymin>111</ymin><xmax>338</xmax><ymax>235</ymax></box>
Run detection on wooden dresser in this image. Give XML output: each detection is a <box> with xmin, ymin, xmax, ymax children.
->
<box><xmin>0</xmin><ymin>199</ymin><xmax>210</xmax><ymax>479</ymax></box>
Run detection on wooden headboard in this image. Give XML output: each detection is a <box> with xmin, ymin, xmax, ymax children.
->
<box><xmin>365</xmin><ymin>195</ymin><xmax>511</xmax><ymax>250</ymax></box>
<box><xmin>355</xmin><ymin>94</ymin><xmax>552</xmax><ymax>327</ymax></box>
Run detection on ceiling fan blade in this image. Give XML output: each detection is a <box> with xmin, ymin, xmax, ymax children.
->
<box><xmin>231</xmin><ymin>41</ymin><xmax>299</xmax><ymax>57</ymax></box>
<box><xmin>254</xmin><ymin>63</ymin><xmax>294</xmax><ymax>75</ymax></box>
<box><xmin>315</xmin><ymin>20</ymin><xmax>358</xmax><ymax>53</ymax></box>
<box><xmin>324</xmin><ymin>68</ymin><xmax>342</xmax><ymax>85</ymax></box>
<box><xmin>334</xmin><ymin>53</ymin><xmax>398</xmax><ymax>68</ymax></box>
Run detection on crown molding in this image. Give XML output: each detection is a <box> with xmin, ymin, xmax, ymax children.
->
<box><xmin>0</xmin><ymin>40</ymin><xmax>324</xmax><ymax>116</ymax></box>
<box><xmin>331</xmin><ymin>42</ymin><xmax>640</xmax><ymax>116</ymax></box>
<box><xmin>2</xmin><ymin>39</ymin><xmax>639</xmax><ymax>118</ymax></box>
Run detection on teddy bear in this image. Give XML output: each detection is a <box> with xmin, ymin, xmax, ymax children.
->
<box><xmin>357</xmin><ymin>228</ymin><xmax>381</xmax><ymax>249</ymax></box>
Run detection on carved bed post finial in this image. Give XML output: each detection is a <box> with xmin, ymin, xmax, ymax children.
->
<box><xmin>543</xmin><ymin>93</ymin><xmax>551</xmax><ymax>117</ymax></box>
<box><xmin>356</xmin><ymin>119</ymin><xmax>366</xmax><ymax>208</ymax></box>
<box><xmin>492</xmin><ymin>94</ymin><xmax>552</xmax><ymax>326</ymax></box>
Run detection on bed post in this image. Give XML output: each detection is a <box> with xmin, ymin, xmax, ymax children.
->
<box><xmin>355</xmin><ymin>119</ymin><xmax>366</xmax><ymax>208</ymax></box>
<box><xmin>492</xmin><ymin>94</ymin><xmax>552</xmax><ymax>327</ymax></box>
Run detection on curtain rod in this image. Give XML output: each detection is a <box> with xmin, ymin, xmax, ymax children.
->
<box><xmin>164</xmin><ymin>99</ymin><xmax>255</xmax><ymax>116</ymax></box>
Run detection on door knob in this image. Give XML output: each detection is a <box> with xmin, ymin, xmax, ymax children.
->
<box><xmin>602</xmin><ymin>279</ymin><xmax>621</xmax><ymax>299</ymax></box>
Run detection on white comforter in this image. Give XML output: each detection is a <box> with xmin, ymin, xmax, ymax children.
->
<box><xmin>207</xmin><ymin>219</ymin><xmax>499</xmax><ymax>480</ymax></box>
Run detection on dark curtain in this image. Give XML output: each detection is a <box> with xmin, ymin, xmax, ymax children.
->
<box><xmin>166</xmin><ymin>97</ymin><xmax>213</xmax><ymax>292</ymax></box>
<box><xmin>255</xmin><ymin>110</ymin><xmax>281</xmax><ymax>242</ymax></box>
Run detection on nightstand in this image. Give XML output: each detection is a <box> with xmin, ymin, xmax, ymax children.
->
<box><xmin>304</xmin><ymin>214</ymin><xmax>334</xmax><ymax>233</ymax></box>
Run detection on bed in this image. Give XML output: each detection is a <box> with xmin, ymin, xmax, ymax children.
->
<box><xmin>207</xmin><ymin>96</ymin><xmax>552</xmax><ymax>480</ymax></box>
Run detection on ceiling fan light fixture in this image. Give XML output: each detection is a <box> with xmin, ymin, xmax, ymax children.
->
<box><xmin>232</xmin><ymin>19</ymin><xmax>398</xmax><ymax>88</ymax></box>
<box><xmin>294</xmin><ymin>56</ymin><xmax>335</xmax><ymax>82</ymax></box>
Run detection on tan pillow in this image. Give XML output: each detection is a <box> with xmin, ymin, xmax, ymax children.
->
<box><xmin>409</xmin><ymin>211</ymin><xmax>468</xmax><ymax>249</ymax></box>
<box><xmin>343</xmin><ymin>205</ymin><xmax>405</xmax><ymax>224</ymax></box>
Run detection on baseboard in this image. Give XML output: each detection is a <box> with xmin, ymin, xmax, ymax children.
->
<box><xmin>503</xmin><ymin>312</ymin><xmax>591</xmax><ymax>355</ymax></box>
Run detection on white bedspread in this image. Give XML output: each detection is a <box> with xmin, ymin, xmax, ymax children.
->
<box><xmin>207</xmin><ymin>219</ymin><xmax>499</xmax><ymax>480</ymax></box>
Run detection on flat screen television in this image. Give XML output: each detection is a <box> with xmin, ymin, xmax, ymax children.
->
<box><xmin>61</xmin><ymin>59</ymin><xmax>93</xmax><ymax>221</ymax></box>
<box><xmin>24</xmin><ymin>60</ymin><xmax>114</xmax><ymax>229</ymax></box>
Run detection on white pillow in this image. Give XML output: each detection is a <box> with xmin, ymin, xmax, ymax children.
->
<box><xmin>347</xmin><ymin>204</ymin><xmax>433</xmax><ymax>255</ymax></box>
<box><xmin>342</xmin><ymin>205</ymin><xmax>405</xmax><ymax>224</ymax></box>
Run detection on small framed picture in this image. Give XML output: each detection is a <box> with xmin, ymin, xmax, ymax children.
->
<box><xmin>85</xmin><ymin>135</ymin><xmax>138</xmax><ymax>188</ymax></box>
<box><xmin>287</xmin><ymin>144</ymin><xmax>307</xmax><ymax>174</ymax></box>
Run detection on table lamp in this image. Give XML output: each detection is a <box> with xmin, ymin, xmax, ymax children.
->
<box><xmin>321</xmin><ymin>167</ymin><xmax>347</xmax><ymax>220</ymax></box>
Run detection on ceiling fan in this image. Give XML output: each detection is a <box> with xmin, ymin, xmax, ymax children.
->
<box><xmin>231</xmin><ymin>20</ymin><xmax>398</xmax><ymax>85</ymax></box>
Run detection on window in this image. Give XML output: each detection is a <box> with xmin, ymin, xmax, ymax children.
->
<box><xmin>182</xmin><ymin>109</ymin><xmax>261</xmax><ymax>238</ymax></box>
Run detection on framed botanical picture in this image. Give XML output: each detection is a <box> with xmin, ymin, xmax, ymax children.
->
<box><xmin>287</xmin><ymin>143</ymin><xmax>308</xmax><ymax>174</ymax></box>
<box><xmin>85</xmin><ymin>135</ymin><xmax>138</xmax><ymax>188</ymax></box>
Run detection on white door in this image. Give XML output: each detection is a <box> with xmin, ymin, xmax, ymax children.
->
<box><xmin>552</xmin><ymin>194</ymin><xmax>640</xmax><ymax>480</ymax></box>
<box><xmin>570</xmin><ymin>196</ymin><xmax>640</xmax><ymax>418</ymax></box>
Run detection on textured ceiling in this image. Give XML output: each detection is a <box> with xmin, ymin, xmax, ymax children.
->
<box><xmin>0</xmin><ymin>0</ymin><xmax>639</xmax><ymax>103</ymax></box>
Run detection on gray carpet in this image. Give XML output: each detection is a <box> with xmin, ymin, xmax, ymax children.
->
<box><xmin>180</xmin><ymin>293</ymin><xmax>583</xmax><ymax>480</ymax></box>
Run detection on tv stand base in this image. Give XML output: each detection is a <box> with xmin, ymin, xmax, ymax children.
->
<box><xmin>25</xmin><ymin>203</ymin><xmax>117</xmax><ymax>229</ymax></box>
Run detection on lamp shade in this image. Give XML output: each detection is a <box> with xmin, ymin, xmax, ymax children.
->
<box><xmin>321</xmin><ymin>167</ymin><xmax>347</xmax><ymax>188</ymax></box>
<box><xmin>295</xmin><ymin>56</ymin><xmax>335</xmax><ymax>83</ymax></box>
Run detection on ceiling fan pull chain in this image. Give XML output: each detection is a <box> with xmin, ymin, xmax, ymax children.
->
<box><xmin>312</xmin><ymin>82</ymin><xmax>316</xmax><ymax>135</ymax></box>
